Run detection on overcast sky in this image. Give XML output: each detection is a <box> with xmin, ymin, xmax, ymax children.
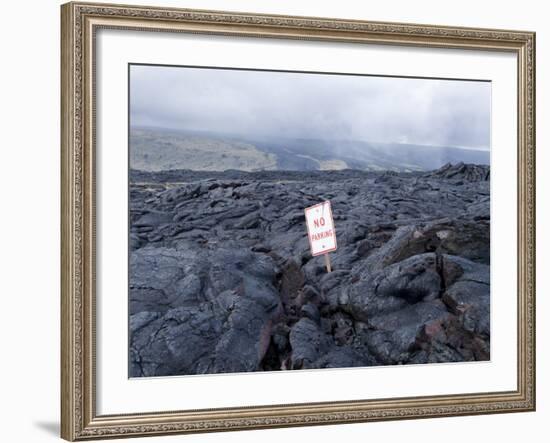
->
<box><xmin>130</xmin><ymin>64</ymin><xmax>491</xmax><ymax>150</ymax></box>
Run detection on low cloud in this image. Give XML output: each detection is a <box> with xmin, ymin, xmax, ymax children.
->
<box><xmin>130</xmin><ymin>64</ymin><xmax>490</xmax><ymax>150</ymax></box>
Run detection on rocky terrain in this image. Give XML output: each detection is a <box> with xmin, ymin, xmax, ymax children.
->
<box><xmin>129</xmin><ymin>163</ymin><xmax>490</xmax><ymax>377</ymax></box>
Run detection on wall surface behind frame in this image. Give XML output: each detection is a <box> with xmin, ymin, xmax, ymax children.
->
<box><xmin>0</xmin><ymin>0</ymin><xmax>547</xmax><ymax>442</ymax></box>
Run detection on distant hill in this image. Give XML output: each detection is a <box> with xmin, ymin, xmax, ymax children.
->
<box><xmin>130</xmin><ymin>128</ymin><xmax>277</xmax><ymax>172</ymax></box>
<box><xmin>130</xmin><ymin>127</ymin><xmax>489</xmax><ymax>172</ymax></box>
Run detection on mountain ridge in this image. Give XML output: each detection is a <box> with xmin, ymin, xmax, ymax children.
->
<box><xmin>130</xmin><ymin>126</ymin><xmax>489</xmax><ymax>173</ymax></box>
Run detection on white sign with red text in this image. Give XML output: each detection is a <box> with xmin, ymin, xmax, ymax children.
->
<box><xmin>304</xmin><ymin>200</ymin><xmax>337</xmax><ymax>257</ymax></box>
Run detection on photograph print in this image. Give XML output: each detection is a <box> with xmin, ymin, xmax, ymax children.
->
<box><xmin>128</xmin><ymin>64</ymin><xmax>490</xmax><ymax>378</ymax></box>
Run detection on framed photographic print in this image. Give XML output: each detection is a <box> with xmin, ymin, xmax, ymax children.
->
<box><xmin>61</xmin><ymin>1</ymin><xmax>536</xmax><ymax>440</ymax></box>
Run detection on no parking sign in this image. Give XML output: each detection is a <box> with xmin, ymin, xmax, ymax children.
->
<box><xmin>304</xmin><ymin>200</ymin><xmax>337</xmax><ymax>271</ymax></box>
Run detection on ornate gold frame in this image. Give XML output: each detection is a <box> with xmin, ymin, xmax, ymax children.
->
<box><xmin>61</xmin><ymin>2</ymin><xmax>536</xmax><ymax>440</ymax></box>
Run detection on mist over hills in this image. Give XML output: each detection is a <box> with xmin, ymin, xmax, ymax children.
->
<box><xmin>130</xmin><ymin>126</ymin><xmax>489</xmax><ymax>173</ymax></box>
